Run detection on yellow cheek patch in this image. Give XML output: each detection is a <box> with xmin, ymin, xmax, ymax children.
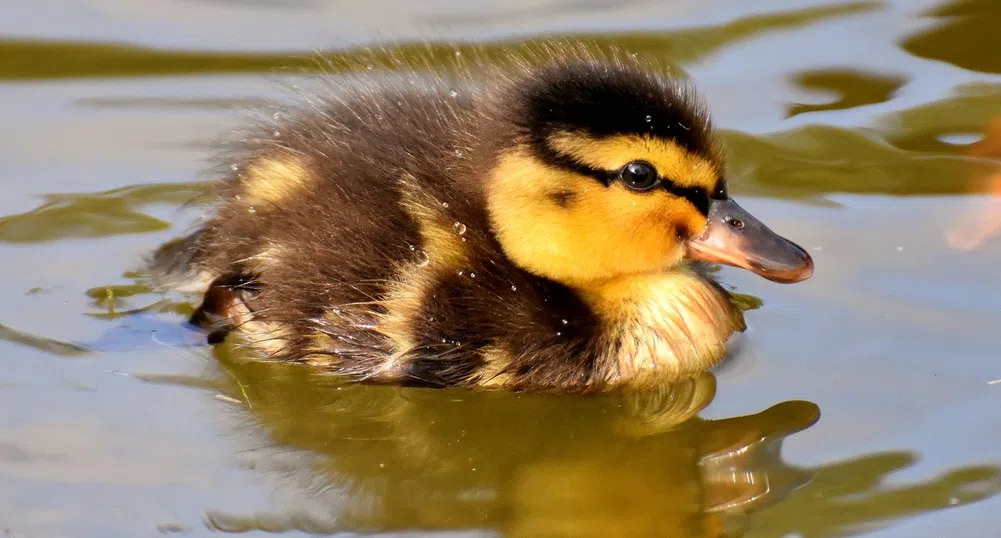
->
<box><xmin>241</xmin><ymin>156</ymin><xmax>313</xmax><ymax>206</ymax></box>
<box><xmin>548</xmin><ymin>132</ymin><xmax>719</xmax><ymax>191</ymax></box>
<box><xmin>487</xmin><ymin>147</ymin><xmax>695</xmax><ymax>285</ymax></box>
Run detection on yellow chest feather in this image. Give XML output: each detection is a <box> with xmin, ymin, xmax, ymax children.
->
<box><xmin>581</xmin><ymin>268</ymin><xmax>742</xmax><ymax>387</ymax></box>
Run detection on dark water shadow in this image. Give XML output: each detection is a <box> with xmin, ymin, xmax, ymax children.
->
<box><xmin>0</xmin><ymin>322</ymin><xmax>89</xmax><ymax>357</ymax></box>
<box><xmin>0</xmin><ymin>1</ymin><xmax>880</xmax><ymax>81</ymax></box>
<box><xmin>786</xmin><ymin>69</ymin><xmax>907</xmax><ymax>119</ymax></box>
<box><xmin>899</xmin><ymin>0</ymin><xmax>1001</xmax><ymax>75</ymax></box>
<box><xmin>748</xmin><ymin>451</ymin><xmax>1001</xmax><ymax>536</ymax></box>
<box><xmin>879</xmin><ymin>82</ymin><xmax>1001</xmax><ymax>155</ymax></box>
<box><xmin>0</xmin><ymin>183</ymin><xmax>208</xmax><ymax>244</ymax></box>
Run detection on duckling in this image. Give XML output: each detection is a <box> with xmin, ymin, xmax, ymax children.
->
<box><xmin>151</xmin><ymin>44</ymin><xmax>814</xmax><ymax>393</ymax></box>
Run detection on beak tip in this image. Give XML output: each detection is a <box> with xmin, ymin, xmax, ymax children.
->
<box><xmin>766</xmin><ymin>247</ymin><xmax>814</xmax><ymax>284</ymax></box>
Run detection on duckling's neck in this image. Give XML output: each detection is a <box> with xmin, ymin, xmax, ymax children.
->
<box><xmin>577</xmin><ymin>266</ymin><xmax>742</xmax><ymax>387</ymax></box>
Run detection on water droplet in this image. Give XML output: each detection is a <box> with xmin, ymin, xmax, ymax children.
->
<box><xmin>460</xmin><ymin>237</ymin><xmax>467</xmax><ymax>242</ymax></box>
<box><xmin>457</xmin><ymin>270</ymin><xmax>464</xmax><ymax>276</ymax></box>
<box><xmin>442</xmin><ymin>201</ymin><xmax>450</xmax><ymax>208</ymax></box>
<box><xmin>273</xmin><ymin>130</ymin><xmax>281</xmax><ymax>137</ymax></box>
<box><xmin>230</xmin><ymin>164</ymin><xmax>240</xmax><ymax>172</ymax></box>
<box><xmin>510</xmin><ymin>285</ymin><xmax>518</xmax><ymax>291</ymax></box>
<box><xmin>455</xmin><ymin>51</ymin><xmax>462</xmax><ymax>57</ymax></box>
<box><xmin>442</xmin><ymin>338</ymin><xmax>448</xmax><ymax>344</ymax></box>
<box><xmin>234</xmin><ymin>194</ymin><xmax>242</xmax><ymax>201</ymax></box>
<box><xmin>409</xmin><ymin>244</ymin><xmax>416</xmax><ymax>251</ymax></box>
<box><xmin>561</xmin><ymin>319</ymin><xmax>568</xmax><ymax>325</ymax></box>
<box><xmin>449</xmin><ymin>89</ymin><xmax>459</xmax><ymax>97</ymax></box>
<box><xmin>273</xmin><ymin>112</ymin><xmax>280</xmax><ymax>121</ymax></box>
<box><xmin>248</xmin><ymin>207</ymin><xmax>257</xmax><ymax>214</ymax></box>
<box><xmin>416</xmin><ymin>251</ymin><xmax>431</xmax><ymax>267</ymax></box>
<box><xmin>453</xmin><ymin>222</ymin><xmax>467</xmax><ymax>235</ymax></box>
<box><xmin>469</xmin><ymin>272</ymin><xmax>475</xmax><ymax>278</ymax></box>
<box><xmin>555</xmin><ymin>331</ymin><xmax>562</xmax><ymax>337</ymax></box>
<box><xmin>397</xmin><ymin>100</ymin><xmax>403</xmax><ymax>106</ymax></box>
<box><xmin>454</xmin><ymin>149</ymin><xmax>464</xmax><ymax>157</ymax></box>
<box><xmin>366</xmin><ymin>64</ymin><xmax>374</xmax><ymax>71</ymax></box>
<box><xmin>645</xmin><ymin>115</ymin><xmax>652</xmax><ymax>123</ymax></box>
<box><xmin>428</xmin><ymin>316</ymin><xmax>435</xmax><ymax>322</ymax></box>
<box><xmin>630</xmin><ymin>53</ymin><xmax>638</xmax><ymax>59</ymax></box>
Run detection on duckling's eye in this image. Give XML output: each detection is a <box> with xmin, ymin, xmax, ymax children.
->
<box><xmin>620</xmin><ymin>161</ymin><xmax>659</xmax><ymax>191</ymax></box>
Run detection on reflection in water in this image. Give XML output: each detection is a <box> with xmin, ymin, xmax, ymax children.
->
<box><xmin>193</xmin><ymin>351</ymin><xmax>819</xmax><ymax>537</ymax></box>
<box><xmin>0</xmin><ymin>322</ymin><xmax>89</xmax><ymax>356</ymax></box>
<box><xmin>880</xmin><ymin>82</ymin><xmax>1001</xmax><ymax>156</ymax></box>
<box><xmin>0</xmin><ymin>183</ymin><xmax>206</xmax><ymax>243</ymax></box>
<box><xmin>947</xmin><ymin>116</ymin><xmax>1001</xmax><ymax>250</ymax></box>
<box><xmin>899</xmin><ymin>0</ymin><xmax>1001</xmax><ymax>75</ymax></box>
<box><xmin>786</xmin><ymin>69</ymin><xmax>906</xmax><ymax>118</ymax></box>
<box><xmin>0</xmin><ymin>2</ymin><xmax>880</xmax><ymax>80</ymax></box>
<box><xmin>138</xmin><ymin>348</ymin><xmax>1001</xmax><ymax>537</ymax></box>
<box><xmin>749</xmin><ymin>453</ymin><xmax>1001</xmax><ymax>537</ymax></box>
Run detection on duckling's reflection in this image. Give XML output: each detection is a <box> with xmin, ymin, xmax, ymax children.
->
<box><xmin>200</xmin><ymin>344</ymin><xmax>819</xmax><ymax>537</ymax></box>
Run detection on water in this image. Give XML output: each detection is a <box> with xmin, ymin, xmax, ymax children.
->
<box><xmin>2</xmin><ymin>0</ymin><xmax>1001</xmax><ymax>536</ymax></box>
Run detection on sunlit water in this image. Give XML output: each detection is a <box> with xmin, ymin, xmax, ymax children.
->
<box><xmin>1</xmin><ymin>1</ymin><xmax>1001</xmax><ymax>536</ymax></box>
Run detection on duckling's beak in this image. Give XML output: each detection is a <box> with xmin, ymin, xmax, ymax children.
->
<box><xmin>686</xmin><ymin>198</ymin><xmax>814</xmax><ymax>283</ymax></box>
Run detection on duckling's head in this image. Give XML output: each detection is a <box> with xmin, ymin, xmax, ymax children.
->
<box><xmin>486</xmin><ymin>53</ymin><xmax>814</xmax><ymax>289</ymax></box>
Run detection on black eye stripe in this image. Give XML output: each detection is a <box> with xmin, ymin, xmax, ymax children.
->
<box><xmin>664</xmin><ymin>184</ymin><xmax>709</xmax><ymax>216</ymax></box>
<box><xmin>533</xmin><ymin>142</ymin><xmax>711</xmax><ymax>216</ymax></box>
<box><xmin>533</xmin><ymin>142</ymin><xmax>616</xmax><ymax>184</ymax></box>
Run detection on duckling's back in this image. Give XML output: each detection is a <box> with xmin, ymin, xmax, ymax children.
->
<box><xmin>154</xmin><ymin>72</ymin><xmax>537</xmax><ymax>380</ymax></box>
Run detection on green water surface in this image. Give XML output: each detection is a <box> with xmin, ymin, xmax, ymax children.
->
<box><xmin>1</xmin><ymin>0</ymin><xmax>1000</xmax><ymax>536</ymax></box>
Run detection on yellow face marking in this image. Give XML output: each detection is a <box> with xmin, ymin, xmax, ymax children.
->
<box><xmin>241</xmin><ymin>156</ymin><xmax>312</xmax><ymax>206</ymax></box>
<box><xmin>548</xmin><ymin>132</ymin><xmax>720</xmax><ymax>190</ymax></box>
<box><xmin>486</xmin><ymin>146</ymin><xmax>708</xmax><ymax>286</ymax></box>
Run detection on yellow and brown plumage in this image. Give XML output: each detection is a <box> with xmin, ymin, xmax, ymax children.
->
<box><xmin>152</xmin><ymin>44</ymin><xmax>814</xmax><ymax>393</ymax></box>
